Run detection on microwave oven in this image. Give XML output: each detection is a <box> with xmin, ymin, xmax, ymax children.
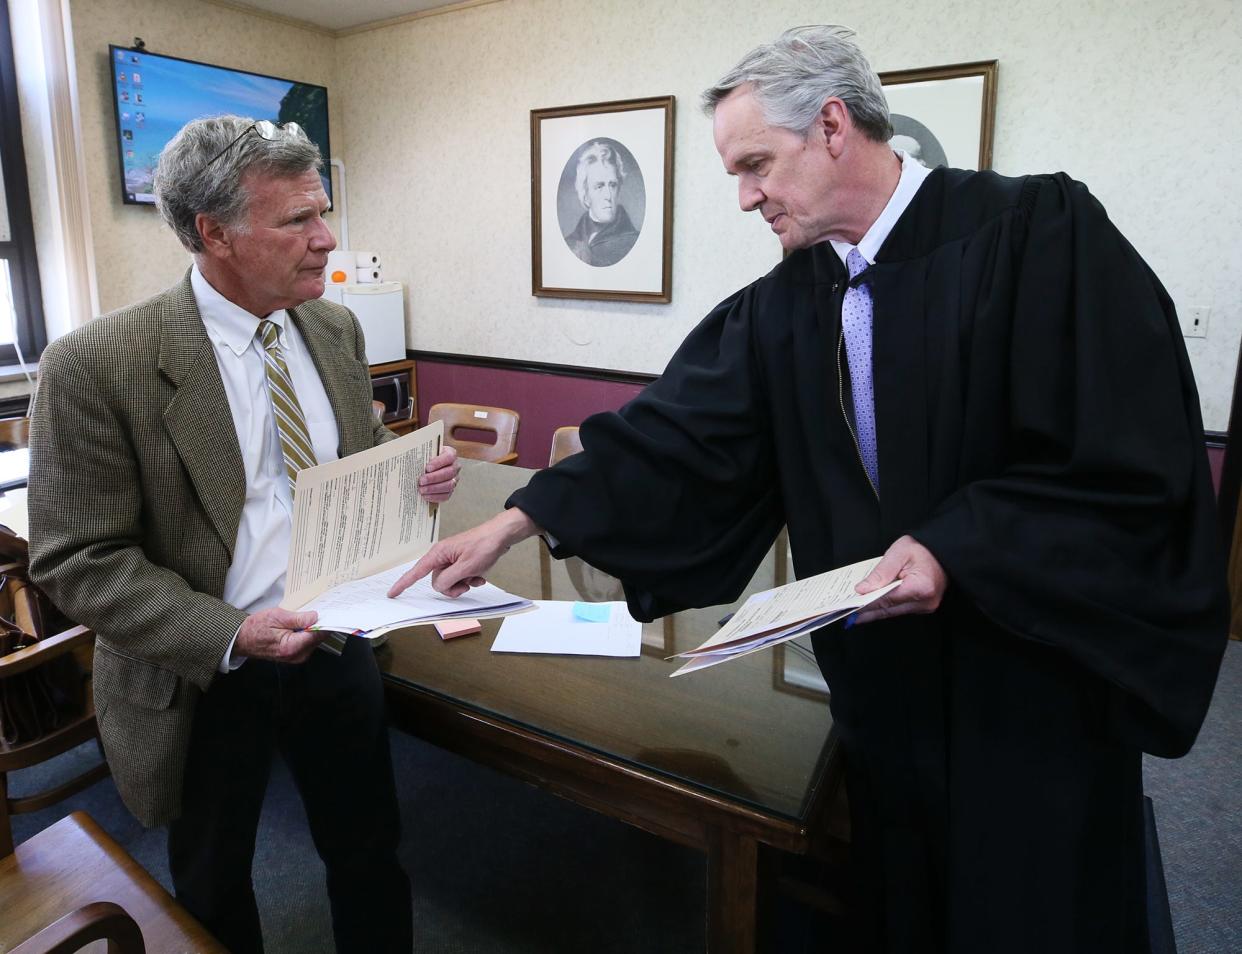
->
<box><xmin>371</xmin><ymin>373</ymin><xmax>413</xmax><ymax>423</ymax></box>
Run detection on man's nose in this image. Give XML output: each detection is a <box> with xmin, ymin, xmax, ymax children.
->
<box><xmin>310</xmin><ymin>217</ymin><xmax>337</xmax><ymax>252</ymax></box>
<box><xmin>739</xmin><ymin>181</ymin><xmax>764</xmax><ymax>212</ymax></box>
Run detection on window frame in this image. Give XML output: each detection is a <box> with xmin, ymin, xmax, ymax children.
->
<box><xmin>0</xmin><ymin>0</ymin><xmax>46</xmax><ymax>366</ymax></box>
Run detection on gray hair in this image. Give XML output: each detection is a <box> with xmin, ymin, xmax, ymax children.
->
<box><xmin>701</xmin><ymin>25</ymin><xmax>892</xmax><ymax>142</ymax></box>
<box><xmin>574</xmin><ymin>141</ymin><xmax>626</xmax><ymax>208</ymax></box>
<box><xmin>153</xmin><ymin>115</ymin><xmax>322</xmax><ymax>253</ymax></box>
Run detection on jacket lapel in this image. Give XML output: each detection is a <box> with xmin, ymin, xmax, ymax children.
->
<box><xmin>158</xmin><ymin>273</ymin><xmax>246</xmax><ymax>559</ymax></box>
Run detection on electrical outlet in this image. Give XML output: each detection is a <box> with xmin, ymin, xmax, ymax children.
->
<box><xmin>1181</xmin><ymin>305</ymin><xmax>1210</xmax><ymax>338</ymax></box>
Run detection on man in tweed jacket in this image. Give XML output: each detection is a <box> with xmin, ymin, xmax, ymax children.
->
<box><xmin>27</xmin><ymin>116</ymin><xmax>457</xmax><ymax>953</ymax></box>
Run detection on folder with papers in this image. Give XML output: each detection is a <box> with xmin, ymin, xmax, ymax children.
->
<box><xmin>669</xmin><ymin>557</ymin><xmax>900</xmax><ymax>677</ymax></box>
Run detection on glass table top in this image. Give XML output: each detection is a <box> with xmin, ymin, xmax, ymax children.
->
<box><xmin>377</xmin><ymin>459</ymin><xmax>835</xmax><ymax>821</ymax></box>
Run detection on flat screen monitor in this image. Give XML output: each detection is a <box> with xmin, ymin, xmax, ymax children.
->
<box><xmin>108</xmin><ymin>45</ymin><xmax>332</xmax><ymax>206</ymax></box>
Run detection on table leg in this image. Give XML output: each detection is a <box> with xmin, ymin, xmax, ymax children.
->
<box><xmin>706</xmin><ymin>827</ymin><xmax>764</xmax><ymax>953</ymax></box>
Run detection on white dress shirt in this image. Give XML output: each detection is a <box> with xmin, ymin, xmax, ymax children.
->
<box><xmin>830</xmin><ymin>149</ymin><xmax>933</xmax><ymax>267</ymax></box>
<box><xmin>191</xmin><ymin>266</ymin><xmax>340</xmax><ymax>669</ymax></box>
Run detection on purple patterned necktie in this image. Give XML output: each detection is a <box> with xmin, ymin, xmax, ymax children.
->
<box><xmin>843</xmin><ymin>248</ymin><xmax>879</xmax><ymax>491</ymax></box>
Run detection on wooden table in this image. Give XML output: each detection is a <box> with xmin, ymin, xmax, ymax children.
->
<box><xmin>377</xmin><ymin>461</ymin><xmax>845</xmax><ymax>953</ymax></box>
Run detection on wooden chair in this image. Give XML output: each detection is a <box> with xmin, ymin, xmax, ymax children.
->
<box><xmin>0</xmin><ymin>811</ymin><xmax>226</xmax><ymax>952</ymax></box>
<box><xmin>548</xmin><ymin>426</ymin><xmax>583</xmax><ymax>467</ymax></box>
<box><xmin>538</xmin><ymin>424</ymin><xmax>627</xmax><ymax>604</ymax></box>
<box><xmin>428</xmin><ymin>403</ymin><xmax>520</xmax><ymax>465</ymax></box>
<box><xmin>0</xmin><ymin>602</ymin><xmax>108</xmax><ymax>858</ymax></box>
<box><xmin>0</xmin><ymin>418</ymin><xmax>29</xmax><ymax>452</ymax></box>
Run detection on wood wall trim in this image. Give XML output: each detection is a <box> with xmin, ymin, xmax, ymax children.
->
<box><xmin>409</xmin><ymin>349</ymin><xmax>658</xmax><ymax>387</ymax></box>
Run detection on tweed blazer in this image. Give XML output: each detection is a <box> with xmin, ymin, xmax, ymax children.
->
<box><xmin>27</xmin><ymin>273</ymin><xmax>394</xmax><ymax>827</ymax></box>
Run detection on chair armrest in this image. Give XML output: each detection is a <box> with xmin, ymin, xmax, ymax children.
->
<box><xmin>495</xmin><ymin>452</ymin><xmax>520</xmax><ymax>465</ymax></box>
<box><xmin>0</xmin><ymin>528</ymin><xmax>28</xmax><ymax>561</ymax></box>
<box><xmin>0</xmin><ymin>625</ymin><xmax>93</xmax><ymax>678</ymax></box>
<box><xmin>10</xmin><ymin>901</ymin><xmax>145</xmax><ymax>954</ymax></box>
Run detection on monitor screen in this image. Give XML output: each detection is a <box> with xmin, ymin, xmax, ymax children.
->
<box><xmin>108</xmin><ymin>45</ymin><xmax>332</xmax><ymax>206</ymax></box>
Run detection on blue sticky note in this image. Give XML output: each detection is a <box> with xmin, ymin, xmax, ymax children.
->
<box><xmin>573</xmin><ymin>601</ymin><xmax>612</xmax><ymax>623</ymax></box>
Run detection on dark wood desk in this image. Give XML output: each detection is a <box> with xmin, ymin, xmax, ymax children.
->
<box><xmin>377</xmin><ymin>461</ymin><xmax>844</xmax><ymax>953</ymax></box>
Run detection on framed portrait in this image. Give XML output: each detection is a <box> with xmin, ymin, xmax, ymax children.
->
<box><xmin>879</xmin><ymin>60</ymin><xmax>998</xmax><ymax>171</ymax></box>
<box><xmin>531</xmin><ymin>95</ymin><xmax>674</xmax><ymax>303</ymax></box>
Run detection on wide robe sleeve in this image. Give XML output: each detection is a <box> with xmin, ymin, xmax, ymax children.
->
<box><xmin>508</xmin><ymin>286</ymin><xmax>784</xmax><ymax>622</ymax></box>
<box><xmin>912</xmin><ymin>173</ymin><xmax>1229</xmax><ymax>757</ymax></box>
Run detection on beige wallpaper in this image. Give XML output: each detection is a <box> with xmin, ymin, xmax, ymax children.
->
<box><xmin>333</xmin><ymin>0</ymin><xmax>1242</xmax><ymax>430</ymax></box>
<box><xmin>58</xmin><ymin>0</ymin><xmax>1241</xmax><ymax>429</ymax></box>
<box><xmin>67</xmin><ymin>0</ymin><xmax>339</xmax><ymax>315</ymax></box>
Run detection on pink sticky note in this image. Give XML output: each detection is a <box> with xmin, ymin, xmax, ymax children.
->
<box><xmin>434</xmin><ymin>618</ymin><xmax>481</xmax><ymax>640</ymax></box>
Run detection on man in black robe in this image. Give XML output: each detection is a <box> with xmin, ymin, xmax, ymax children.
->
<box><xmin>393</xmin><ymin>26</ymin><xmax>1228</xmax><ymax>953</ymax></box>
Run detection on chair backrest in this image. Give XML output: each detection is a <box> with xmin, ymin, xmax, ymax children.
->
<box><xmin>0</xmin><ymin>419</ymin><xmax>30</xmax><ymax>452</ymax></box>
<box><xmin>428</xmin><ymin>403</ymin><xmax>520</xmax><ymax>465</ymax></box>
<box><xmin>0</xmin><ymin>562</ymin><xmax>106</xmax><ymax>857</ymax></box>
<box><xmin>548</xmin><ymin>426</ymin><xmax>583</xmax><ymax>467</ymax></box>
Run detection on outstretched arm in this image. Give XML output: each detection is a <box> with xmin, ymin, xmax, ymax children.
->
<box><xmin>388</xmin><ymin>507</ymin><xmax>541</xmax><ymax>599</ymax></box>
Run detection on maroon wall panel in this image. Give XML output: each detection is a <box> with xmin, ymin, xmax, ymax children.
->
<box><xmin>415</xmin><ymin>360</ymin><xmax>647</xmax><ymax>469</ymax></box>
<box><xmin>414</xmin><ymin>356</ymin><xmax>1232</xmax><ymax>498</ymax></box>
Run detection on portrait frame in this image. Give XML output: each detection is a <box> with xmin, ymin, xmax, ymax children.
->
<box><xmin>531</xmin><ymin>95</ymin><xmax>674</xmax><ymax>303</ymax></box>
<box><xmin>879</xmin><ymin>60</ymin><xmax>998</xmax><ymax>171</ymax></box>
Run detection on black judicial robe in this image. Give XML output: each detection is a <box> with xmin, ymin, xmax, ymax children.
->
<box><xmin>509</xmin><ymin>168</ymin><xmax>1229</xmax><ymax>952</ymax></box>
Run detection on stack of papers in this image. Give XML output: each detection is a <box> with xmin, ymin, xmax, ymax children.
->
<box><xmin>275</xmin><ymin>421</ymin><xmax>533</xmax><ymax>648</ymax></box>
<box><xmin>304</xmin><ymin>561</ymin><xmax>532</xmax><ymax>640</ymax></box>
<box><xmin>670</xmin><ymin>557</ymin><xmax>901</xmax><ymax>677</ymax></box>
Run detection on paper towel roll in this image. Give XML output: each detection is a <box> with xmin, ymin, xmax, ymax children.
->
<box><xmin>355</xmin><ymin>251</ymin><xmax>380</xmax><ymax>267</ymax></box>
<box><xmin>355</xmin><ymin>266</ymin><xmax>383</xmax><ymax>284</ymax></box>
<box><xmin>325</xmin><ymin>249</ymin><xmax>355</xmax><ymax>284</ymax></box>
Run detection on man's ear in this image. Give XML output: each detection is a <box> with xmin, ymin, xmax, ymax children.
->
<box><xmin>196</xmin><ymin>212</ymin><xmax>232</xmax><ymax>259</ymax></box>
<box><xmin>818</xmin><ymin>97</ymin><xmax>850</xmax><ymax>157</ymax></box>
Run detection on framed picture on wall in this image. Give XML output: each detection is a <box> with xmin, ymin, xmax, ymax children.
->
<box><xmin>531</xmin><ymin>96</ymin><xmax>674</xmax><ymax>303</ymax></box>
<box><xmin>879</xmin><ymin>60</ymin><xmax>998</xmax><ymax>170</ymax></box>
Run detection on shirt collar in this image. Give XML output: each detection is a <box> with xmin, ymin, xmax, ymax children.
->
<box><xmin>190</xmin><ymin>264</ymin><xmax>287</xmax><ymax>357</ymax></box>
<box><xmin>831</xmin><ymin>149</ymin><xmax>933</xmax><ymax>268</ymax></box>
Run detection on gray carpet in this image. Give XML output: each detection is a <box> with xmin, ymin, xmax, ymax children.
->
<box><xmin>1143</xmin><ymin>640</ymin><xmax>1242</xmax><ymax>954</ymax></box>
<box><xmin>9</xmin><ymin>641</ymin><xmax>1241</xmax><ymax>952</ymax></box>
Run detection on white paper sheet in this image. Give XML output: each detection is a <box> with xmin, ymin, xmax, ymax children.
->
<box><xmin>491</xmin><ymin>600</ymin><xmax>642</xmax><ymax>657</ymax></box>
<box><xmin>0</xmin><ymin>487</ymin><xmax>28</xmax><ymax>539</ymax></box>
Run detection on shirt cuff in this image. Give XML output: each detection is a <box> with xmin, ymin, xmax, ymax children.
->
<box><xmin>218</xmin><ymin>624</ymin><xmax>247</xmax><ymax>672</ymax></box>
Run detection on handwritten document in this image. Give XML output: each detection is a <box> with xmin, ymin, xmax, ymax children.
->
<box><xmin>670</xmin><ymin>557</ymin><xmax>901</xmax><ymax>677</ymax></box>
<box><xmin>282</xmin><ymin>420</ymin><xmax>443</xmax><ymax>610</ymax></box>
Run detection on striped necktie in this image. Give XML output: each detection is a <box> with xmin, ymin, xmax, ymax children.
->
<box><xmin>258</xmin><ymin>318</ymin><xmax>316</xmax><ymax>495</ymax></box>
